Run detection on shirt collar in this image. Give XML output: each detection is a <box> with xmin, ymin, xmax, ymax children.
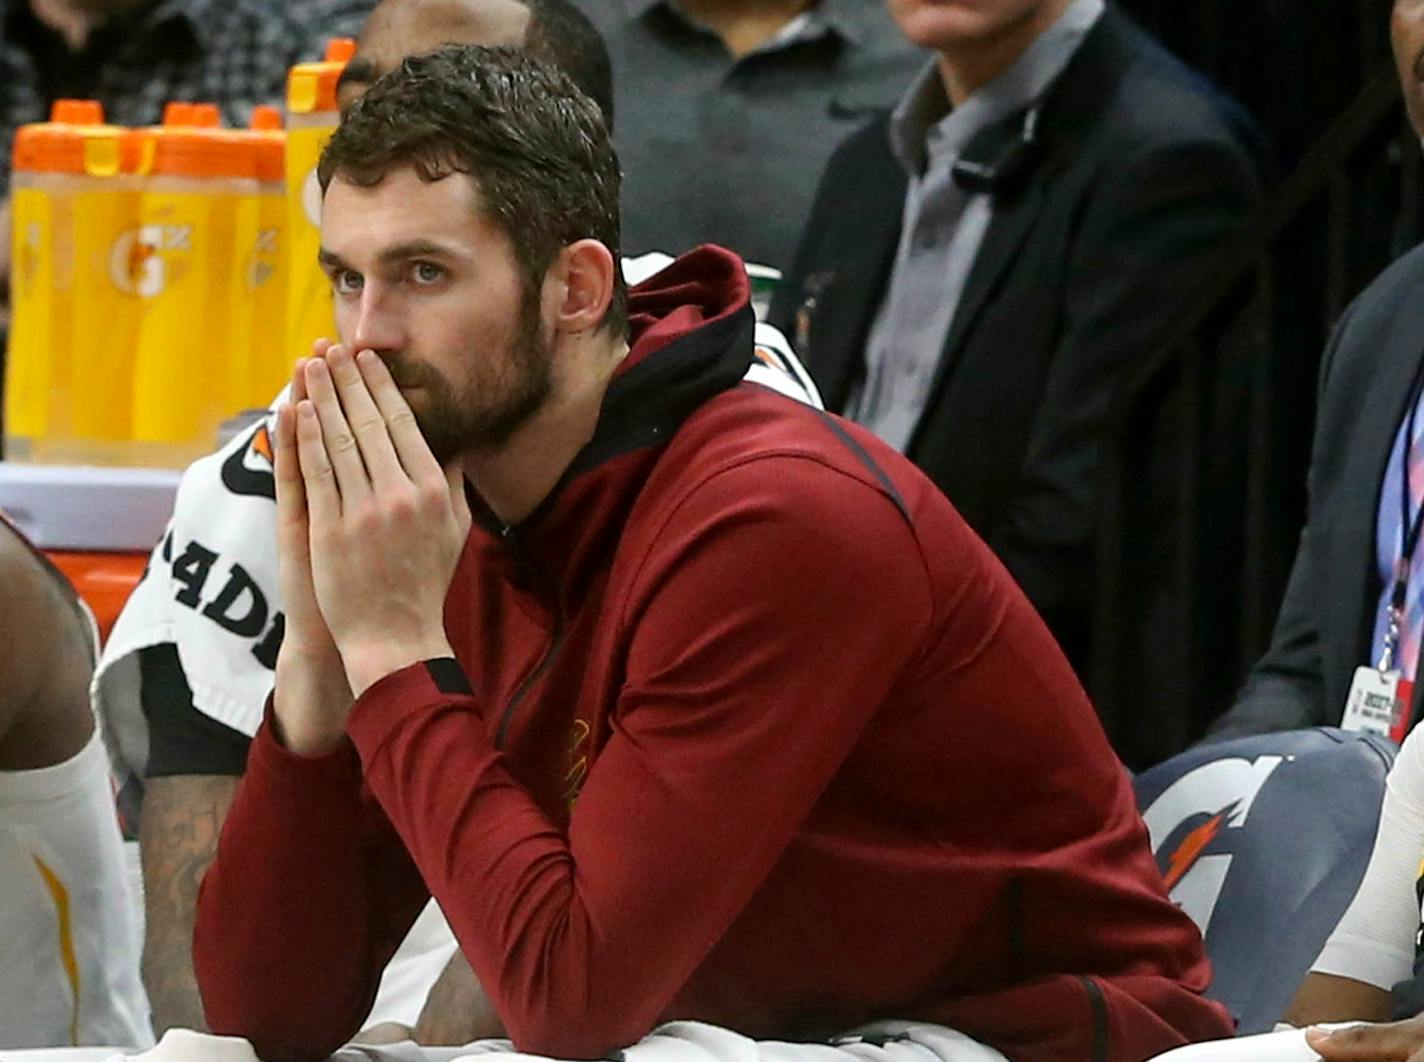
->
<box><xmin>625</xmin><ymin>0</ymin><xmax>865</xmax><ymax>46</ymax></box>
<box><xmin>889</xmin><ymin>0</ymin><xmax>1105</xmax><ymax>176</ymax></box>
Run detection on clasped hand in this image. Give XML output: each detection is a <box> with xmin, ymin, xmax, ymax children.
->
<box><xmin>1307</xmin><ymin>1016</ymin><xmax>1424</xmax><ymax>1060</ymax></box>
<box><xmin>271</xmin><ymin>341</ymin><xmax>471</xmax><ymax>754</ymax></box>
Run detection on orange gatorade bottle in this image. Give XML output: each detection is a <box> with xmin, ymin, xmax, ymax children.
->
<box><xmin>5</xmin><ymin>100</ymin><xmax>145</xmax><ymax>465</ymax></box>
<box><xmin>128</xmin><ymin>107</ymin><xmax>260</xmax><ymax>468</ymax></box>
<box><xmin>244</xmin><ymin>105</ymin><xmax>288</xmax><ymax>407</ymax></box>
<box><xmin>285</xmin><ymin>38</ymin><xmax>354</xmax><ymax>360</ymax></box>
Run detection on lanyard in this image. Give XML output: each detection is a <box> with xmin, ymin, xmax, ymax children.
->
<box><xmin>1381</xmin><ymin>357</ymin><xmax>1424</xmax><ymax>672</ymax></box>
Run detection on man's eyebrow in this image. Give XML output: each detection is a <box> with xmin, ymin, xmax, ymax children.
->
<box><xmin>376</xmin><ymin>240</ymin><xmax>465</xmax><ymax>265</ymax></box>
<box><xmin>336</xmin><ymin>58</ymin><xmax>378</xmax><ymax>94</ymax></box>
<box><xmin>317</xmin><ymin>241</ymin><xmax>465</xmax><ymax>272</ymax></box>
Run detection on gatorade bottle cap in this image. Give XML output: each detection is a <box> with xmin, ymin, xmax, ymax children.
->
<box><xmin>287</xmin><ymin>37</ymin><xmax>355</xmax><ymax>116</ymax></box>
<box><xmin>121</xmin><ymin>127</ymin><xmax>154</xmax><ymax>175</ymax></box>
<box><xmin>246</xmin><ymin>107</ymin><xmax>286</xmax><ymax>182</ymax></box>
<box><xmin>161</xmin><ymin>101</ymin><xmax>223</xmax><ymax>128</ymax></box>
<box><xmin>51</xmin><ymin>99</ymin><xmax>104</xmax><ymax>125</ymax></box>
<box><xmin>163</xmin><ymin>101</ymin><xmax>195</xmax><ymax>126</ymax></box>
<box><xmin>250</xmin><ymin>105</ymin><xmax>282</xmax><ymax>132</ymax></box>
<box><xmin>149</xmin><ymin>128</ymin><xmax>256</xmax><ymax>180</ymax></box>
<box><xmin>13</xmin><ymin>102</ymin><xmax>126</xmax><ymax>177</ymax></box>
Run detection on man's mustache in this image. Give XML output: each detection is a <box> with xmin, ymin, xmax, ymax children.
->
<box><xmin>374</xmin><ymin>352</ymin><xmax>442</xmax><ymax>390</ymax></box>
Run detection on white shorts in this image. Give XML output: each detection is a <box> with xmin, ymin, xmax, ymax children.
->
<box><xmin>0</xmin><ymin>727</ymin><xmax>150</xmax><ymax>1049</ymax></box>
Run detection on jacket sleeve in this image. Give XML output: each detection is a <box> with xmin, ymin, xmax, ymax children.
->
<box><xmin>988</xmin><ymin>132</ymin><xmax>1265</xmax><ymax>660</ymax></box>
<box><xmin>1203</xmin><ymin>295</ymin><xmax>1365</xmax><ymax>742</ymax></box>
<box><xmin>192</xmin><ymin>701</ymin><xmax>432</xmax><ymax>1061</ymax></box>
<box><xmin>340</xmin><ymin>458</ymin><xmax>932</xmax><ymax>1059</ymax></box>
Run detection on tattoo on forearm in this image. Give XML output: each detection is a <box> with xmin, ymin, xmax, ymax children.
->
<box><xmin>139</xmin><ymin>776</ymin><xmax>239</xmax><ymax>1035</ymax></box>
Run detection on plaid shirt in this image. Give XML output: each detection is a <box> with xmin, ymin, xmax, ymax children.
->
<box><xmin>0</xmin><ymin>0</ymin><xmax>376</xmax><ymax>194</ymax></box>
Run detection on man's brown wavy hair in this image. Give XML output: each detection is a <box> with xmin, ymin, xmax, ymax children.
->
<box><xmin>319</xmin><ymin>44</ymin><xmax>628</xmax><ymax>337</ymax></box>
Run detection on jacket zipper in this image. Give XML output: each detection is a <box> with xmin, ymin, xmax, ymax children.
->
<box><xmin>494</xmin><ymin>528</ymin><xmax>567</xmax><ymax>750</ymax></box>
<box><xmin>495</xmin><ymin>612</ymin><xmax>566</xmax><ymax>749</ymax></box>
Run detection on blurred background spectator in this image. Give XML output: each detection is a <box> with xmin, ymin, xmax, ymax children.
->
<box><xmin>574</xmin><ymin>0</ymin><xmax>925</xmax><ymax>271</ymax></box>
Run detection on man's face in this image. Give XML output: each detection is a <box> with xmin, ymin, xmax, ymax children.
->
<box><xmin>885</xmin><ymin>0</ymin><xmax>1062</xmax><ymax>52</ymax></box>
<box><xmin>1395</xmin><ymin>0</ymin><xmax>1424</xmax><ymax>140</ymax></box>
<box><xmin>321</xmin><ymin>166</ymin><xmax>554</xmax><ymax>463</ymax></box>
<box><xmin>337</xmin><ymin>0</ymin><xmax>531</xmax><ymax>111</ymax></box>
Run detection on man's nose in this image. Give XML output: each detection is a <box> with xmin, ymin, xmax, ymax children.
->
<box><xmin>349</xmin><ymin>286</ymin><xmax>404</xmax><ymax>354</ymax></box>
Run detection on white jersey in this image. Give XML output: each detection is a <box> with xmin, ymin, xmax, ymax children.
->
<box><xmin>0</xmin><ymin>725</ymin><xmax>151</xmax><ymax>1048</ymax></box>
<box><xmin>1312</xmin><ymin>722</ymin><xmax>1424</xmax><ymax>988</ymax></box>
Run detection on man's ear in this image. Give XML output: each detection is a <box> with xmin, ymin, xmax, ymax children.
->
<box><xmin>551</xmin><ymin>239</ymin><xmax>617</xmax><ymax>334</ymax></box>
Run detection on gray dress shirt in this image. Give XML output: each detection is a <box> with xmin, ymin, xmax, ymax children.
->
<box><xmin>577</xmin><ymin>0</ymin><xmax>925</xmax><ymax>271</ymax></box>
<box><xmin>849</xmin><ymin>0</ymin><xmax>1105</xmax><ymax>451</ymax></box>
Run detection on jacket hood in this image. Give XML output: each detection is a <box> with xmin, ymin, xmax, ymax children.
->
<box><xmin>562</xmin><ymin>243</ymin><xmax>756</xmax><ymax>479</ymax></box>
<box><xmin>457</xmin><ymin>244</ymin><xmax>756</xmax><ymax>606</ymax></box>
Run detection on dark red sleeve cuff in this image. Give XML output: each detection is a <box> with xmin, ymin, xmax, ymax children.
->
<box><xmin>346</xmin><ymin>658</ymin><xmax>480</xmax><ymax>762</ymax></box>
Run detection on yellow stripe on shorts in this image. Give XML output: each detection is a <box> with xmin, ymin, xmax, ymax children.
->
<box><xmin>33</xmin><ymin>855</ymin><xmax>80</xmax><ymax>1046</ymax></box>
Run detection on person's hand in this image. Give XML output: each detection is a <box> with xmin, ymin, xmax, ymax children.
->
<box><xmin>1308</xmin><ymin>1016</ymin><xmax>1424</xmax><ymax>1060</ymax></box>
<box><xmin>271</xmin><ymin>339</ymin><xmax>356</xmax><ymax>755</ymax></box>
<box><xmin>413</xmin><ymin>950</ymin><xmax>506</xmax><ymax>1046</ymax></box>
<box><xmin>352</xmin><ymin>1022</ymin><xmax>414</xmax><ymax>1045</ymax></box>
<box><xmin>294</xmin><ymin>345</ymin><xmax>471</xmax><ymax>697</ymax></box>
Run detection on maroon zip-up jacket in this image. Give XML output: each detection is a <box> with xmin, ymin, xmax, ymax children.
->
<box><xmin>194</xmin><ymin>247</ymin><xmax>1231</xmax><ymax>1062</ymax></box>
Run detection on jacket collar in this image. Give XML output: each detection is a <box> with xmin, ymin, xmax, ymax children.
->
<box><xmin>469</xmin><ymin>245</ymin><xmax>755</xmax><ymax>602</ymax></box>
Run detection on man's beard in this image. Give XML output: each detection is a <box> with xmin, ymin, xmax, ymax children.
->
<box><xmin>386</xmin><ymin>283</ymin><xmax>553</xmax><ymax>465</ymax></box>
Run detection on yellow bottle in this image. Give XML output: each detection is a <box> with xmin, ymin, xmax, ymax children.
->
<box><xmin>129</xmin><ymin>108</ymin><xmax>260</xmax><ymax>468</ymax></box>
<box><xmin>244</xmin><ymin>105</ymin><xmax>288</xmax><ymax>407</ymax></box>
<box><xmin>285</xmin><ymin>38</ymin><xmax>354</xmax><ymax>361</ymax></box>
<box><xmin>5</xmin><ymin>100</ymin><xmax>144</xmax><ymax>465</ymax></box>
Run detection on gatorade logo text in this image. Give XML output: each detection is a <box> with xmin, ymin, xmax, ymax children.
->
<box><xmin>1141</xmin><ymin>755</ymin><xmax>1287</xmax><ymax>934</ymax></box>
<box><xmin>247</xmin><ymin>228</ymin><xmax>282</xmax><ymax>289</ymax></box>
<box><xmin>110</xmin><ymin>225</ymin><xmax>193</xmax><ymax>297</ymax></box>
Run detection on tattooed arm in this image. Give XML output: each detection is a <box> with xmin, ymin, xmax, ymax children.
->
<box><xmin>139</xmin><ymin>774</ymin><xmax>240</xmax><ymax>1033</ymax></box>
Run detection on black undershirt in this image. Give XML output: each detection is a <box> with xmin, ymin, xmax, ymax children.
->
<box><xmin>139</xmin><ymin>643</ymin><xmax>250</xmax><ymax>778</ymax></box>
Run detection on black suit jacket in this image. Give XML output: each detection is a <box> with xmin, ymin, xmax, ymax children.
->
<box><xmin>770</xmin><ymin>8</ymin><xmax>1265</xmax><ymax>764</ymax></box>
<box><xmin>1211</xmin><ymin>244</ymin><xmax>1424</xmax><ymax>740</ymax></box>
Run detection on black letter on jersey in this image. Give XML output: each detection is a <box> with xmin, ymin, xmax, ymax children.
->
<box><xmin>172</xmin><ymin>541</ymin><xmax>218</xmax><ymax>608</ymax></box>
<box><xmin>252</xmin><ymin>612</ymin><xmax>283</xmax><ymax>671</ymax></box>
<box><xmin>201</xmin><ymin>563</ymin><xmax>269</xmax><ymax>638</ymax></box>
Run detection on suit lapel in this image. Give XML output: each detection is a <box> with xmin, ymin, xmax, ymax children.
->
<box><xmin>809</xmin><ymin>132</ymin><xmax>907</xmax><ymax>412</ymax></box>
<box><xmin>930</xmin><ymin>182</ymin><xmax>1049</xmax><ymax>392</ymax></box>
<box><xmin>917</xmin><ymin>9</ymin><xmax>1132</xmax><ymax>411</ymax></box>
